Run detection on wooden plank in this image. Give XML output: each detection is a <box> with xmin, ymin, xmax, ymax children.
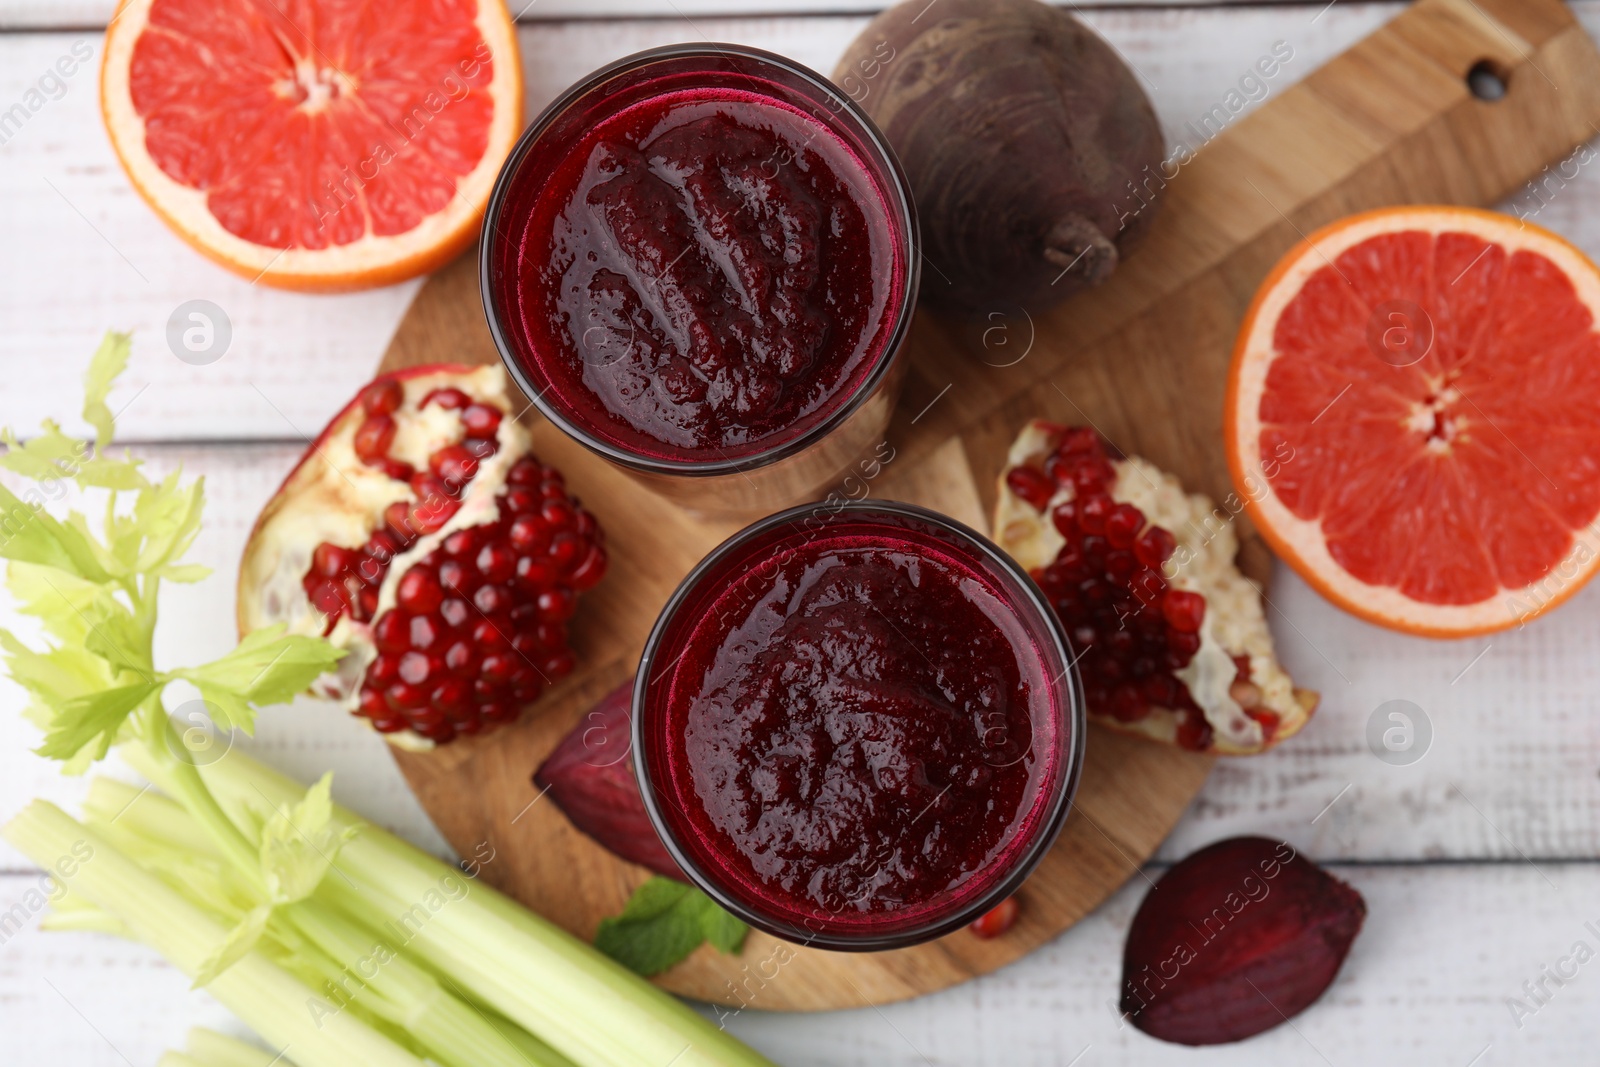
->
<box><xmin>3</xmin><ymin>864</ymin><xmax>1599</xmax><ymax>1063</ymax></box>
<box><xmin>1</xmin><ymin>4</ymin><xmax>1410</xmax><ymax>443</ymax></box>
<box><xmin>0</xmin><ymin>0</ymin><xmax>1387</xmax><ymax>31</ymax></box>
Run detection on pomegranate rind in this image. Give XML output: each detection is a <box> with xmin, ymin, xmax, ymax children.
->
<box><xmin>238</xmin><ymin>363</ymin><xmax>532</xmax><ymax>749</ymax></box>
<box><xmin>996</xmin><ymin>420</ymin><xmax>1317</xmax><ymax>755</ymax></box>
<box><xmin>100</xmin><ymin>0</ymin><xmax>523</xmax><ymax>291</ymax></box>
<box><xmin>1227</xmin><ymin>205</ymin><xmax>1600</xmax><ymax>637</ymax></box>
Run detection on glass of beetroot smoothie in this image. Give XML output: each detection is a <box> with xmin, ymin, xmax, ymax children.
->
<box><xmin>634</xmin><ymin>501</ymin><xmax>1085</xmax><ymax>950</ymax></box>
<box><xmin>481</xmin><ymin>45</ymin><xmax>918</xmax><ymax>518</ymax></box>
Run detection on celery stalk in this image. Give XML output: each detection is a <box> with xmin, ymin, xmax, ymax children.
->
<box><xmin>124</xmin><ymin>745</ymin><xmax>776</xmax><ymax>1067</ymax></box>
<box><xmin>3</xmin><ymin>801</ymin><xmax>427</xmax><ymax>1067</ymax></box>
<box><xmin>182</xmin><ymin>1029</ymin><xmax>298</xmax><ymax>1067</ymax></box>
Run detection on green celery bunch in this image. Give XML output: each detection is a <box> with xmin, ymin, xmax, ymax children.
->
<box><xmin>0</xmin><ymin>335</ymin><xmax>774</xmax><ymax>1067</ymax></box>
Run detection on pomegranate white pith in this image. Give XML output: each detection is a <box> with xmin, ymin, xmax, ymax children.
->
<box><xmin>239</xmin><ymin>364</ymin><xmax>605</xmax><ymax>748</ymax></box>
<box><xmin>996</xmin><ymin>420</ymin><xmax>1316</xmax><ymax>755</ymax></box>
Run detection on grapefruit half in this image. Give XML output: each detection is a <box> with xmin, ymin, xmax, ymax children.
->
<box><xmin>101</xmin><ymin>0</ymin><xmax>522</xmax><ymax>291</ymax></box>
<box><xmin>1227</xmin><ymin>206</ymin><xmax>1600</xmax><ymax>637</ymax></box>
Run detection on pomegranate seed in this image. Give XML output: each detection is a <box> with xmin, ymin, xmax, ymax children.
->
<box><xmin>444</xmin><ymin>640</ymin><xmax>476</xmax><ymax>673</ymax></box>
<box><xmin>1105</xmin><ymin>504</ymin><xmax>1145</xmax><ymax>548</ymax></box>
<box><xmin>307</xmin><ymin>580</ymin><xmax>348</xmax><ymax>617</ymax></box>
<box><xmin>541</xmin><ymin>500</ymin><xmax>576</xmax><ymax>530</ymax></box>
<box><xmin>1175</xmin><ymin>710</ymin><xmax>1213</xmax><ymax>751</ymax></box>
<box><xmin>1166</xmin><ymin>629</ymin><xmax>1202</xmax><ymax>661</ymax></box>
<box><xmin>513</xmin><ymin>679</ymin><xmax>544</xmax><ymax>704</ymax></box>
<box><xmin>358</xmin><ymin>588</ymin><xmax>379</xmax><ymax>617</ymax></box>
<box><xmin>408</xmin><ymin>614</ymin><xmax>440</xmax><ymax>650</ymax></box>
<box><xmin>1134</xmin><ymin>526</ymin><xmax>1177</xmax><ymax>569</ymax></box>
<box><xmin>1060</xmin><ymin>427</ymin><xmax>1101</xmax><ymax>455</ymax></box>
<box><xmin>480</xmin><ymin>654</ymin><xmax>516</xmax><ymax>683</ymax></box>
<box><xmin>430</xmin><ymin>444</ymin><xmax>479</xmax><ymax>488</ymax></box>
<box><xmin>361</xmin><ymin>378</ymin><xmax>404</xmax><ymax>416</ymax></box>
<box><xmin>384</xmin><ymin>502</ymin><xmax>418</xmax><ymax>544</ymax></box>
<box><xmin>1110</xmin><ymin>683</ymin><xmax>1148</xmax><ymax>722</ymax></box>
<box><xmin>353</xmin><ymin>416</ymin><xmax>396</xmax><ymax>463</ymax></box>
<box><xmin>464</xmin><ymin>437</ymin><xmax>498</xmax><ymax>460</ymax></box>
<box><xmin>1078</xmin><ymin>494</ymin><xmax>1112</xmax><ymax>535</ymax></box>
<box><xmin>440</xmin><ymin>597</ymin><xmax>470</xmax><ymax>628</ymax></box>
<box><xmin>397</xmin><ymin>568</ymin><xmax>443</xmax><ymax>614</ymax></box>
<box><xmin>1105</xmin><ymin>550</ymin><xmax>1136</xmax><ymax>581</ymax></box>
<box><xmin>1163</xmin><ymin>590</ymin><xmax>1206</xmax><ymax>633</ymax></box>
<box><xmin>409</xmin><ymin>496</ymin><xmax>458</xmax><ymax>535</ymax></box>
<box><xmin>439</xmin><ymin>560</ymin><xmax>467</xmax><ymax>593</ymax></box>
<box><xmin>1050</xmin><ymin>500</ymin><xmax>1079</xmax><ymax>537</ymax></box>
<box><xmin>477</xmin><ymin>544</ymin><xmax>516</xmax><ymax>584</ymax></box>
<box><xmin>1071</xmin><ymin>458</ymin><xmax>1113</xmax><ymax>494</ymax></box>
<box><xmin>536</xmin><ymin>587</ymin><xmax>577</xmax><ymax>623</ymax></box>
<box><xmin>969</xmin><ymin>897</ymin><xmax>1019</xmax><ymax>938</ymax></box>
<box><xmin>548</xmin><ymin>532</ymin><xmax>583</xmax><ymax>572</ymax></box>
<box><xmin>462</xmin><ymin>403</ymin><xmax>503</xmax><ymax>438</ymax></box>
<box><xmin>510</xmin><ymin>516</ymin><xmax>549</xmax><ymax>553</ymax></box>
<box><xmin>443</xmin><ymin>529</ymin><xmax>477</xmax><ymax>557</ymax></box>
<box><xmin>358</xmin><ymin>688</ymin><xmax>389</xmax><ymax>717</ymax></box>
<box><xmin>475</xmin><ymin>584</ymin><xmax>512</xmax><ymax>615</ymax></box>
<box><xmin>385</xmin><ymin>683</ymin><xmax>427</xmax><ymax>711</ymax></box>
<box><xmin>471</xmin><ymin>619</ymin><xmax>507</xmax><ymax>650</ymax></box>
<box><xmin>1006</xmin><ymin>466</ymin><xmax>1055</xmax><ymax>510</ymax></box>
<box><xmin>508</xmin><ymin>458</ymin><xmax>542</xmax><ymax>485</ymax></box>
<box><xmin>541</xmin><ymin>648</ymin><xmax>577</xmax><ymax>678</ymax></box>
<box><xmin>398</xmin><ymin>651</ymin><xmax>433</xmax><ymax>685</ymax></box>
<box><xmin>368</xmin><ymin>653</ymin><xmax>400</xmax><ymax>686</ymax></box>
<box><xmin>433</xmin><ymin>678</ymin><xmax>470</xmax><ymax>714</ymax></box>
<box><xmin>422</xmin><ymin>387</ymin><xmax>470</xmax><ymax>410</ymax></box>
<box><xmin>374</xmin><ymin>611</ymin><xmax>410</xmax><ymax>653</ymax></box>
<box><xmin>311</xmin><ymin>543</ymin><xmax>354</xmax><ymax>579</ymax></box>
<box><xmin>506</xmin><ymin>488</ymin><xmax>540</xmax><ymax>514</ymax></box>
<box><xmin>569</xmin><ymin>545</ymin><xmax>607</xmax><ymax>590</ymax></box>
<box><xmin>376</xmin><ymin>458</ymin><xmax>416</xmax><ymax>483</ymax></box>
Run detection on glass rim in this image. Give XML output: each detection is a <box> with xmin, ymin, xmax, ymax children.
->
<box><xmin>478</xmin><ymin>42</ymin><xmax>922</xmax><ymax>478</ymax></box>
<box><xmin>632</xmin><ymin>498</ymin><xmax>1088</xmax><ymax>951</ymax></box>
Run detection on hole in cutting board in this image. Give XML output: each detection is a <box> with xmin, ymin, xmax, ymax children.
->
<box><xmin>1467</xmin><ymin>59</ymin><xmax>1509</xmax><ymax>101</ymax></box>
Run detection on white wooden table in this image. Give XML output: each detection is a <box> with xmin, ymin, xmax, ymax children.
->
<box><xmin>4</xmin><ymin>2</ymin><xmax>1600</xmax><ymax>1064</ymax></box>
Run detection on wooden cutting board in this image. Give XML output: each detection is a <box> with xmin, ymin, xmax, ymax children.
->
<box><xmin>378</xmin><ymin>0</ymin><xmax>1600</xmax><ymax>1010</ymax></box>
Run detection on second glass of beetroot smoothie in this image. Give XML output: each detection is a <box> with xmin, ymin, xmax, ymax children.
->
<box><xmin>634</xmin><ymin>501</ymin><xmax>1085</xmax><ymax>950</ymax></box>
<box><xmin>481</xmin><ymin>45</ymin><xmax>918</xmax><ymax>518</ymax></box>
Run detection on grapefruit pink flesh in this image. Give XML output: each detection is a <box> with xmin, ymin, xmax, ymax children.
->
<box><xmin>126</xmin><ymin>0</ymin><xmax>497</xmax><ymax>250</ymax></box>
<box><xmin>1255</xmin><ymin>224</ymin><xmax>1600</xmax><ymax>611</ymax></box>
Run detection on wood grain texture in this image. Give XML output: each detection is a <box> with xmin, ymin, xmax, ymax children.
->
<box><xmin>370</xmin><ymin>0</ymin><xmax>1600</xmax><ymax>1011</ymax></box>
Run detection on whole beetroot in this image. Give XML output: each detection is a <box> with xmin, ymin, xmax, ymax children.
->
<box><xmin>834</xmin><ymin>0</ymin><xmax>1164</xmax><ymax>311</ymax></box>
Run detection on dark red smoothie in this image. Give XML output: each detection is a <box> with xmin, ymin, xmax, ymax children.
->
<box><xmin>513</xmin><ymin>88</ymin><xmax>903</xmax><ymax>461</ymax></box>
<box><xmin>637</xmin><ymin>504</ymin><xmax>1080</xmax><ymax>946</ymax></box>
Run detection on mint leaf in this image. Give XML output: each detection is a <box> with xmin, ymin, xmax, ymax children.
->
<box><xmin>699</xmin><ymin>898</ymin><xmax>750</xmax><ymax>955</ymax></box>
<box><xmin>594</xmin><ymin>876</ymin><xmax>748</xmax><ymax>977</ymax></box>
<box><xmin>171</xmin><ymin>624</ymin><xmax>343</xmax><ymax>734</ymax></box>
<box><xmin>83</xmin><ymin>331</ymin><xmax>131</xmax><ymax>451</ymax></box>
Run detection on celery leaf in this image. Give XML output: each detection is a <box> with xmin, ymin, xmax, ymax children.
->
<box><xmin>171</xmin><ymin>624</ymin><xmax>343</xmax><ymax>734</ymax></box>
<box><xmin>36</xmin><ymin>680</ymin><xmax>160</xmax><ymax>763</ymax></box>
<box><xmin>0</xmin><ymin>481</ymin><xmax>110</xmax><ymax>582</ymax></box>
<box><xmin>192</xmin><ymin>903</ymin><xmax>273</xmax><ymax>988</ymax></box>
<box><xmin>259</xmin><ymin>773</ymin><xmax>355</xmax><ymax>906</ymax></box>
<box><xmin>83</xmin><ymin>331</ymin><xmax>131</xmax><ymax>451</ymax></box>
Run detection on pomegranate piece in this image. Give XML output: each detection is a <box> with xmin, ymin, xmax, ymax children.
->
<box><xmin>237</xmin><ymin>364</ymin><xmax>607</xmax><ymax>748</ymax></box>
<box><xmin>968</xmin><ymin>896</ymin><xmax>1019</xmax><ymax>939</ymax></box>
<box><xmin>994</xmin><ymin>420</ymin><xmax>1317</xmax><ymax>755</ymax></box>
<box><xmin>533</xmin><ymin>679</ymin><xmax>683</xmax><ymax>880</ymax></box>
<box><xmin>1121</xmin><ymin>837</ymin><xmax>1365</xmax><ymax>1046</ymax></box>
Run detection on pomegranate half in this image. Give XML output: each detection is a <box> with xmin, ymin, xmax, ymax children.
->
<box><xmin>238</xmin><ymin>363</ymin><xmax>606</xmax><ymax>746</ymax></box>
<box><xmin>996</xmin><ymin>420</ymin><xmax>1315</xmax><ymax>754</ymax></box>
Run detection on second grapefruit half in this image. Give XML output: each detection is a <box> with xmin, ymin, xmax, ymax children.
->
<box><xmin>1227</xmin><ymin>206</ymin><xmax>1600</xmax><ymax>637</ymax></box>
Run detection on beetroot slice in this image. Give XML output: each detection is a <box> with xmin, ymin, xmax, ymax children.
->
<box><xmin>533</xmin><ymin>679</ymin><xmax>683</xmax><ymax>880</ymax></box>
<box><xmin>1120</xmin><ymin>836</ymin><xmax>1365</xmax><ymax>1046</ymax></box>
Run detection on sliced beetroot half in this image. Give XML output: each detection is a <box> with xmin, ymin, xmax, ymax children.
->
<box><xmin>534</xmin><ymin>679</ymin><xmax>682</xmax><ymax>880</ymax></box>
<box><xmin>1121</xmin><ymin>836</ymin><xmax>1364</xmax><ymax>1046</ymax></box>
